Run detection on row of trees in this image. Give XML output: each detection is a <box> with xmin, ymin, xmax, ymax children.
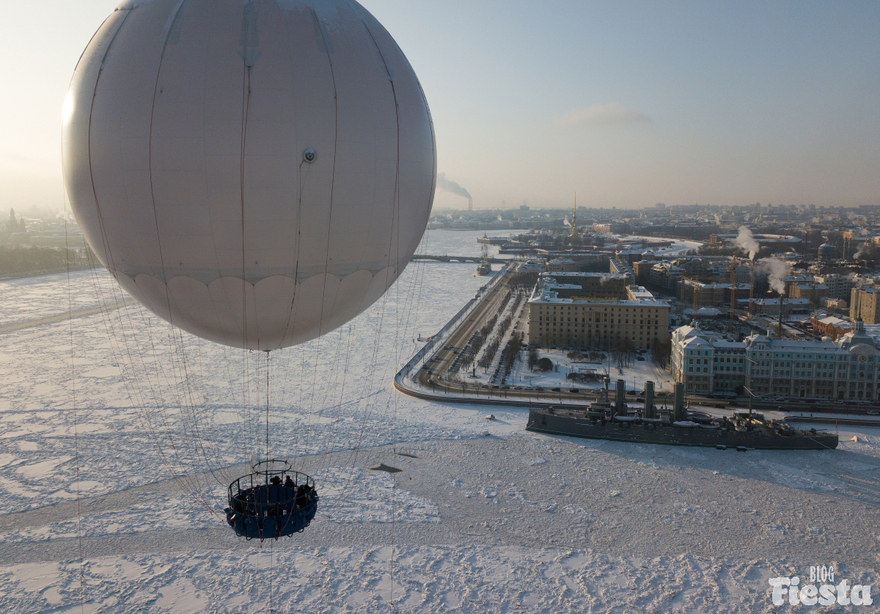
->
<box><xmin>466</xmin><ymin>288</ymin><xmax>516</xmax><ymax>361</ymax></box>
<box><xmin>0</xmin><ymin>246</ymin><xmax>92</xmax><ymax>277</ymax></box>
<box><xmin>527</xmin><ymin>347</ymin><xmax>539</xmax><ymax>370</ymax></box>
<box><xmin>462</xmin><ymin>291</ymin><xmax>525</xmax><ymax>375</ymax></box>
<box><xmin>507</xmin><ymin>270</ymin><xmax>539</xmax><ymax>289</ymax></box>
<box><xmin>497</xmin><ymin>332</ymin><xmax>523</xmax><ymax>378</ymax></box>
<box><xmin>567</xmin><ymin>350</ymin><xmax>606</xmax><ymax>362</ymax></box>
<box><xmin>476</xmin><ymin>294</ymin><xmax>525</xmax><ymax>371</ymax></box>
<box><xmin>651</xmin><ymin>338</ymin><xmax>672</xmax><ymax>368</ymax></box>
<box><xmin>476</xmin><ymin>340</ymin><xmax>498</xmax><ymax>371</ymax></box>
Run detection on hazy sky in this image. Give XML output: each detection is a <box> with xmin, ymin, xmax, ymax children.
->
<box><xmin>3</xmin><ymin>0</ymin><xmax>879</xmax><ymax>213</ymax></box>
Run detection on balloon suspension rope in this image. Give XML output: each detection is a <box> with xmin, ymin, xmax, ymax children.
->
<box><xmin>265</xmin><ymin>350</ymin><xmax>271</xmax><ymax>463</ymax></box>
<box><xmin>264</xmin><ymin>350</ymin><xmax>276</xmax><ymax>613</ymax></box>
<box><xmin>64</xmin><ymin>207</ymin><xmax>86</xmax><ymax>614</ymax></box>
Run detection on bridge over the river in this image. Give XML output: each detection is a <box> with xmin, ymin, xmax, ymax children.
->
<box><xmin>412</xmin><ymin>254</ymin><xmax>507</xmax><ymax>264</ymax></box>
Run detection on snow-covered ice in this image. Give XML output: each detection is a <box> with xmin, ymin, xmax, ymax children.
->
<box><xmin>1</xmin><ymin>230</ymin><xmax>878</xmax><ymax>612</ymax></box>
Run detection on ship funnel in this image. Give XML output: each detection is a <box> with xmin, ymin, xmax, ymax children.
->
<box><xmin>673</xmin><ymin>382</ymin><xmax>686</xmax><ymax>421</ymax></box>
<box><xmin>644</xmin><ymin>381</ymin><xmax>656</xmax><ymax>419</ymax></box>
<box><xmin>615</xmin><ymin>379</ymin><xmax>626</xmax><ymax>415</ymax></box>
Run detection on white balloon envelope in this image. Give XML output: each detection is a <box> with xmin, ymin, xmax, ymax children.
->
<box><xmin>63</xmin><ymin>0</ymin><xmax>435</xmax><ymax>351</ymax></box>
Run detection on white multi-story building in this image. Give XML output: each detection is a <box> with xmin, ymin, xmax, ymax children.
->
<box><xmin>670</xmin><ymin>320</ymin><xmax>880</xmax><ymax>401</ymax></box>
<box><xmin>670</xmin><ymin>325</ymin><xmax>746</xmax><ymax>395</ymax></box>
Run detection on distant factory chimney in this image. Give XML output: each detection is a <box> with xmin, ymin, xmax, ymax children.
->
<box><xmin>468</xmin><ymin>197</ymin><xmax>473</xmax><ymax>211</ymax></box>
<box><xmin>748</xmin><ymin>266</ymin><xmax>755</xmax><ymax>316</ymax></box>
<box><xmin>778</xmin><ymin>294</ymin><xmax>784</xmax><ymax>339</ymax></box>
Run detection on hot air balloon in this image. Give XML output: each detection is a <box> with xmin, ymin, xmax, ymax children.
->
<box><xmin>63</xmin><ymin>0</ymin><xmax>435</xmax><ymax>352</ymax></box>
<box><xmin>62</xmin><ymin>0</ymin><xmax>435</xmax><ymax>539</ymax></box>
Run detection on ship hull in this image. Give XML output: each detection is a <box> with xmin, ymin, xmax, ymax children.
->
<box><xmin>526</xmin><ymin>409</ymin><xmax>838</xmax><ymax>450</ymax></box>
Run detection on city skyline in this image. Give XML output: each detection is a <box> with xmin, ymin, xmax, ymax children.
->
<box><xmin>2</xmin><ymin>1</ymin><xmax>879</xmax><ymax>212</ymax></box>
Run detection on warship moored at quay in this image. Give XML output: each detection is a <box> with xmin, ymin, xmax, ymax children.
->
<box><xmin>526</xmin><ymin>380</ymin><xmax>838</xmax><ymax>450</ymax></box>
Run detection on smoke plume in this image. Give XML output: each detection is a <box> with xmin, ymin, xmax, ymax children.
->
<box><xmin>757</xmin><ymin>257</ymin><xmax>790</xmax><ymax>295</ymax></box>
<box><xmin>734</xmin><ymin>226</ymin><xmax>760</xmax><ymax>260</ymax></box>
<box><xmin>854</xmin><ymin>244</ymin><xmax>866</xmax><ymax>260</ymax></box>
<box><xmin>436</xmin><ymin>172</ymin><xmax>471</xmax><ymax>201</ymax></box>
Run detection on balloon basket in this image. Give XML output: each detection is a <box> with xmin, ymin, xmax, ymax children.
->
<box><xmin>224</xmin><ymin>460</ymin><xmax>318</xmax><ymax>540</ymax></box>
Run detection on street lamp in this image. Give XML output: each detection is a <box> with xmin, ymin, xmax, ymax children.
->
<box><xmin>743</xmin><ymin>384</ymin><xmax>756</xmax><ymax>417</ymax></box>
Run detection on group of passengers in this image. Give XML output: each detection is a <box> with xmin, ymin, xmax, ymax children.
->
<box><xmin>234</xmin><ymin>475</ymin><xmax>315</xmax><ymax>517</ymax></box>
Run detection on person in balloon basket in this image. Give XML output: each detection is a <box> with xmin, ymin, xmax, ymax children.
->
<box><xmin>295</xmin><ymin>484</ymin><xmax>314</xmax><ymax>510</ymax></box>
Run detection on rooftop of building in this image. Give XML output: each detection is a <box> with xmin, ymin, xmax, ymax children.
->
<box><xmin>673</xmin><ymin>321</ymin><xmax>880</xmax><ymax>355</ymax></box>
<box><xmin>816</xmin><ymin>315</ymin><xmax>848</xmax><ymax>325</ymax></box>
<box><xmin>685</xmin><ymin>281</ymin><xmax>752</xmax><ymax>290</ymax></box>
<box><xmin>529</xmin><ymin>279</ymin><xmax>669</xmax><ymax>307</ymax></box>
<box><xmin>748</xmin><ymin>298</ymin><xmax>814</xmax><ymax>305</ymax></box>
<box><xmin>542</xmin><ymin>272</ymin><xmax>628</xmax><ymax>279</ymax></box>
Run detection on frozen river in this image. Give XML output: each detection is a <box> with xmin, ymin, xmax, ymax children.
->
<box><xmin>0</xmin><ymin>229</ymin><xmax>878</xmax><ymax>612</ymax></box>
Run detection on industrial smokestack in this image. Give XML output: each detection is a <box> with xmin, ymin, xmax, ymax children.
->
<box><xmin>644</xmin><ymin>381</ymin><xmax>655</xmax><ymax>419</ymax></box>
<box><xmin>748</xmin><ymin>265</ymin><xmax>755</xmax><ymax>316</ymax></box>
<box><xmin>468</xmin><ymin>197</ymin><xmax>473</xmax><ymax>211</ymax></box>
<box><xmin>778</xmin><ymin>294</ymin><xmax>784</xmax><ymax>339</ymax></box>
<box><xmin>615</xmin><ymin>379</ymin><xmax>626</xmax><ymax>416</ymax></box>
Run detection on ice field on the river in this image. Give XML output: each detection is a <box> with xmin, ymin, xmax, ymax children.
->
<box><xmin>1</xmin><ymin>230</ymin><xmax>878</xmax><ymax>613</ymax></box>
